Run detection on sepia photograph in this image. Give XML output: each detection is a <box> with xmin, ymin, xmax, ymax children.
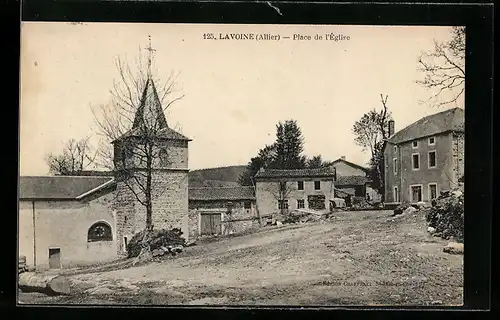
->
<box><xmin>18</xmin><ymin>22</ymin><xmax>465</xmax><ymax>306</ymax></box>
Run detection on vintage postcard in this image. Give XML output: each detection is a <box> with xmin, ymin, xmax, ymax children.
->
<box><xmin>18</xmin><ymin>22</ymin><xmax>464</xmax><ymax>306</ymax></box>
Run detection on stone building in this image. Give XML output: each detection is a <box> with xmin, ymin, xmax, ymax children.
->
<box><xmin>335</xmin><ymin>175</ymin><xmax>370</xmax><ymax>198</ymax></box>
<box><xmin>18</xmin><ymin>76</ymin><xmax>191</xmax><ymax>270</ymax></box>
<box><xmin>254</xmin><ymin>167</ymin><xmax>336</xmax><ymax>215</ymax></box>
<box><xmin>383</xmin><ymin>107</ymin><xmax>464</xmax><ymax>204</ymax></box>
<box><xmin>18</xmin><ymin>176</ymin><xmax>117</xmax><ymax>269</ymax></box>
<box><xmin>188</xmin><ymin>186</ymin><xmax>257</xmax><ymax>238</ymax></box>
<box><xmin>111</xmin><ymin>77</ymin><xmax>191</xmax><ymax>253</ymax></box>
<box><xmin>329</xmin><ymin>156</ymin><xmax>381</xmax><ymax>203</ymax></box>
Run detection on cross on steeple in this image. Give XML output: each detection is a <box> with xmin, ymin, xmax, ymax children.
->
<box><xmin>146</xmin><ymin>35</ymin><xmax>156</xmax><ymax>78</ymax></box>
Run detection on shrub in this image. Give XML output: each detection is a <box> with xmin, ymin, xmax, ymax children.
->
<box><xmin>425</xmin><ymin>189</ymin><xmax>464</xmax><ymax>242</ymax></box>
<box><xmin>126</xmin><ymin>228</ymin><xmax>186</xmax><ymax>258</ymax></box>
<box><xmin>283</xmin><ymin>214</ymin><xmax>301</xmax><ymax>224</ymax></box>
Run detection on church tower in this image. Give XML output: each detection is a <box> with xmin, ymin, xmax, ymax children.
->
<box><xmin>111</xmin><ymin>38</ymin><xmax>191</xmax><ymax>254</ymax></box>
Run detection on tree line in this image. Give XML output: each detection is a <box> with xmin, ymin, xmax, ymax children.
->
<box><xmin>238</xmin><ymin>120</ymin><xmax>333</xmax><ymax>187</ymax></box>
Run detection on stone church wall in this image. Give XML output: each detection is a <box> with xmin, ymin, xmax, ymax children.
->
<box><xmin>19</xmin><ymin>192</ymin><xmax>118</xmax><ymax>270</ymax></box>
<box><xmin>114</xmin><ymin>169</ymin><xmax>190</xmax><ymax>250</ymax></box>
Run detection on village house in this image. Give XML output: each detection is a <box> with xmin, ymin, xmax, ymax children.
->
<box><xmin>383</xmin><ymin>107</ymin><xmax>464</xmax><ymax>204</ymax></box>
<box><xmin>187</xmin><ymin>186</ymin><xmax>257</xmax><ymax>238</ymax></box>
<box><xmin>330</xmin><ymin>156</ymin><xmax>381</xmax><ymax>203</ymax></box>
<box><xmin>18</xmin><ymin>76</ymin><xmax>191</xmax><ymax>270</ymax></box>
<box><xmin>330</xmin><ymin>156</ymin><xmax>367</xmax><ymax>177</ymax></box>
<box><xmin>254</xmin><ymin>167</ymin><xmax>336</xmax><ymax>215</ymax></box>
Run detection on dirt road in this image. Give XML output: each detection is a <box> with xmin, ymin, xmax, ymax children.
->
<box><xmin>18</xmin><ymin>210</ymin><xmax>463</xmax><ymax>306</ymax></box>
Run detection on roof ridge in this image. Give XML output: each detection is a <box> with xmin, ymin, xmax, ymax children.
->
<box><xmin>397</xmin><ymin>107</ymin><xmax>461</xmax><ymax>130</ymax></box>
<box><xmin>264</xmin><ymin>167</ymin><xmax>332</xmax><ymax>171</ymax></box>
<box><xmin>388</xmin><ymin>107</ymin><xmax>464</xmax><ymax>144</ymax></box>
<box><xmin>189</xmin><ymin>186</ymin><xmax>251</xmax><ymax>190</ymax></box>
<box><xmin>20</xmin><ymin>175</ymin><xmax>113</xmax><ymax>179</ymax></box>
<box><xmin>419</xmin><ymin>106</ymin><xmax>461</xmax><ymax>119</ymax></box>
<box><xmin>191</xmin><ymin>165</ymin><xmax>247</xmax><ymax>171</ymax></box>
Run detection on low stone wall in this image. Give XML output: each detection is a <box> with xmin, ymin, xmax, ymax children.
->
<box><xmin>188</xmin><ymin>208</ymin><xmax>263</xmax><ymax>240</ymax></box>
<box><xmin>222</xmin><ymin>217</ymin><xmax>261</xmax><ymax>235</ymax></box>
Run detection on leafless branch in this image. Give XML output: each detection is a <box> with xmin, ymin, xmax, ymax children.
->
<box><xmin>89</xmin><ymin>44</ymin><xmax>185</xmax><ymax>231</ymax></box>
<box><xmin>417</xmin><ymin>26</ymin><xmax>465</xmax><ymax>108</ymax></box>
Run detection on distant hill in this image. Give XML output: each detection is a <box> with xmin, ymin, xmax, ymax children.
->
<box><xmin>188</xmin><ymin>165</ymin><xmax>247</xmax><ymax>188</ymax></box>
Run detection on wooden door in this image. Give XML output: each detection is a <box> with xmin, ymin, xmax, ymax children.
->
<box><xmin>211</xmin><ymin>214</ymin><xmax>222</xmax><ymax>234</ymax></box>
<box><xmin>200</xmin><ymin>213</ymin><xmax>222</xmax><ymax>235</ymax></box>
<box><xmin>48</xmin><ymin>248</ymin><xmax>61</xmax><ymax>269</ymax></box>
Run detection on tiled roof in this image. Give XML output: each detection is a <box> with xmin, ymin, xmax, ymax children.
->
<box><xmin>115</xmin><ymin>126</ymin><xmax>191</xmax><ymax>142</ymax></box>
<box><xmin>388</xmin><ymin>107</ymin><xmax>464</xmax><ymax>144</ymax></box>
<box><xmin>254</xmin><ymin>167</ymin><xmax>336</xmax><ymax>179</ymax></box>
<box><xmin>189</xmin><ymin>186</ymin><xmax>255</xmax><ymax>201</ymax></box>
<box><xmin>19</xmin><ymin>176</ymin><xmax>114</xmax><ymax>200</ymax></box>
<box><xmin>331</xmin><ymin>158</ymin><xmax>369</xmax><ymax>172</ymax></box>
<box><xmin>68</xmin><ymin>171</ymin><xmax>114</xmax><ymax>177</ymax></box>
<box><xmin>335</xmin><ymin>188</ymin><xmax>355</xmax><ymax>197</ymax></box>
<box><xmin>336</xmin><ymin>175</ymin><xmax>369</xmax><ymax>186</ymax></box>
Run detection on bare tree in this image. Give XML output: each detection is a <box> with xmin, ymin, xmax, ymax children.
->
<box><xmin>91</xmin><ymin>39</ymin><xmax>184</xmax><ymax>234</ymax></box>
<box><xmin>266</xmin><ymin>180</ymin><xmax>294</xmax><ymax>216</ymax></box>
<box><xmin>417</xmin><ymin>26</ymin><xmax>465</xmax><ymax>107</ymax></box>
<box><xmin>352</xmin><ymin>94</ymin><xmax>392</xmax><ymax>197</ymax></box>
<box><xmin>46</xmin><ymin>137</ymin><xmax>96</xmax><ymax>175</ymax></box>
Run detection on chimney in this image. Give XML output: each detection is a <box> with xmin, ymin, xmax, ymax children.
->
<box><xmin>341</xmin><ymin>156</ymin><xmax>346</xmax><ymax>160</ymax></box>
<box><xmin>388</xmin><ymin>120</ymin><xmax>395</xmax><ymax>137</ymax></box>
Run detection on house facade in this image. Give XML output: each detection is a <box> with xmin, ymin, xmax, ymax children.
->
<box><xmin>254</xmin><ymin>167</ymin><xmax>336</xmax><ymax>215</ymax></box>
<box><xmin>18</xmin><ymin>77</ymin><xmax>192</xmax><ymax>270</ymax></box>
<box><xmin>329</xmin><ymin>157</ymin><xmax>382</xmax><ymax>203</ymax></box>
<box><xmin>330</xmin><ymin>156</ymin><xmax>367</xmax><ymax>177</ymax></box>
<box><xmin>384</xmin><ymin>107</ymin><xmax>464</xmax><ymax>204</ymax></box>
<box><xmin>188</xmin><ymin>186</ymin><xmax>258</xmax><ymax>238</ymax></box>
<box><xmin>335</xmin><ymin>175</ymin><xmax>369</xmax><ymax>198</ymax></box>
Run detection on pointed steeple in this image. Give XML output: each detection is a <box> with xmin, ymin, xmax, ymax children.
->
<box><xmin>132</xmin><ymin>77</ymin><xmax>168</xmax><ymax>130</ymax></box>
<box><xmin>112</xmin><ymin>36</ymin><xmax>190</xmax><ymax>144</ymax></box>
<box><xmin>131</xmin><ymin>36</ymin><xmax>168</xmax><ymax>131</ymax></box>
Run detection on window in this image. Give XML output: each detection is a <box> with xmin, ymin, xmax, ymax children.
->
<box><xmin>412</xmin><ymin>153</ymin><xmax>420</xmax><ymax>170</ymax></box>
<box><xmin>123</xmin><ymin>237</ymin><xmax>128</xmax><ymax>252</ymax></box>
<box><xmin>393</xmin><ymin>186</ymin><xmax>400</xmax><ymax>203</ymax></box>
<box><xmin>394</xmin><ymin>145</ymin><xmax>397</xmax><ymax>153</ymax></box>
<box><xmin>88</xmin><ymin>222</ymin><xmax>113</xmax><ymax>242</ymax></box>
<box><xmin>297</xmin><ymin>181</ymin><xmax>304</xmax><ymax>190</ymax></box>
<box><xmin>428</xmin><ymin>151</ymin><xmax>436</xmax><ymax>168</ymax></box>
<box><xmin>429</xmin><ymin>183</ymin><xmax>438</xmax><ymax>200</ymax></box>
<box><xmin>278</xmin><ymin>200</ymin><xmax>289</xmax><ymax>210</ymax></box>
<box><xmin>428</xmin><ymin>137</ymin><xmax>435</xmax><ymax>145</ymax></box>
<box><xmin>393</xmin><ymin>158</ymin><xmax>398</xmax><ymax>174</ymax></box>
<box><xmin>314</xmin><ymin>181</ymin><xmax>321</xmax><ymax>190</ymax></box>
<box><xmin>297</xmin><ymin>199</ymin><xmax>305</xmax><ymax>209</ymax></box>
<box><xmin>244</xmin><ymin>201</ymin><xmax>252</xmax><ymax>209</ymax></box>
<box><xmin>159</xmin><ymin>148</ymin><xmax>169</xmax><ymax>166</ymax></box>
<box><xmin>410</xmin><ymin>185</ymin><xmax>423</xmax><ymax>203</ymax></box>
<box><xmin>412</xmin><ymin>141</ymin><xmax>419</xmax><ymax>148</ymax></box>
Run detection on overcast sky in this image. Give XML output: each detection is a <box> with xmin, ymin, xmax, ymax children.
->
<box><xmin>20</xmin><ymin>23</ymin><xmax>464</xmax><ymax>176</ymax></box>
